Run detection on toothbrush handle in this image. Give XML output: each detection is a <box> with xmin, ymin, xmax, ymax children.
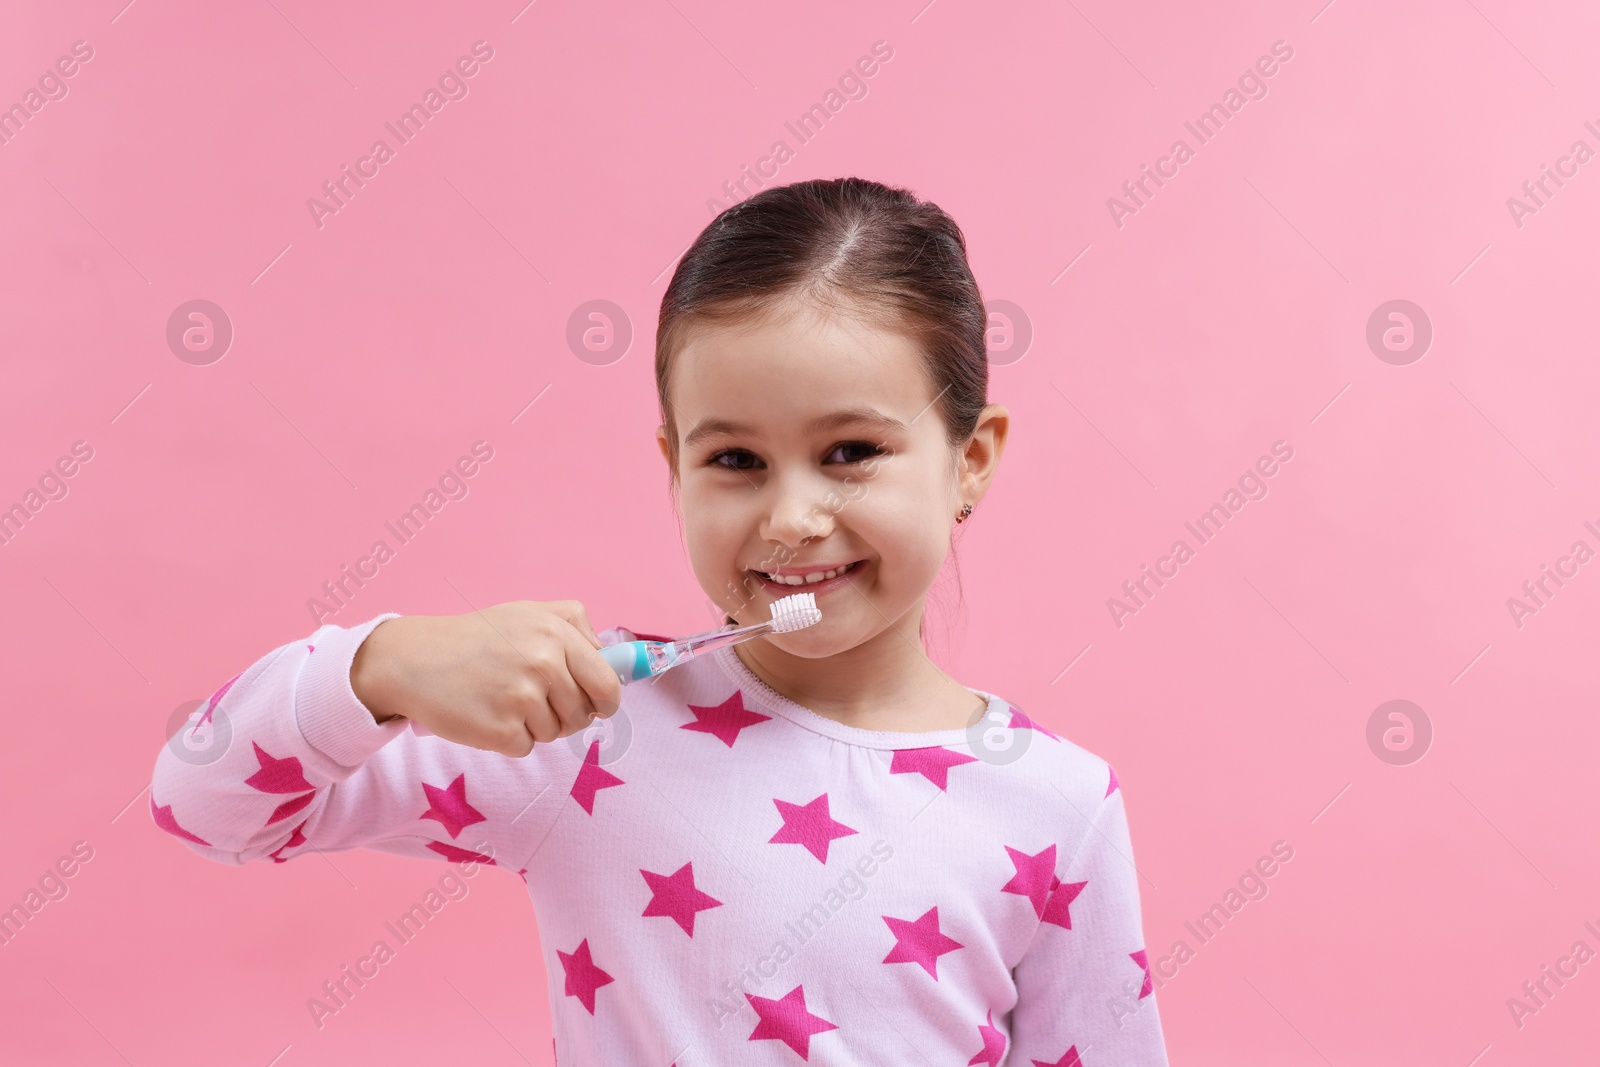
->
<box><xmin>601</xmin><ymin>641</ymin><xmax>656</xmax><ymax>684</ymax></box>
<box><xmin>602</xmin><ymin>640</ymin><xmax>694</xmax><ymax>684</ymax></box>
<box><xmin>601</xmin><ymin>625</ymin><xmax>766</xmax><ymax>685</ymax></box>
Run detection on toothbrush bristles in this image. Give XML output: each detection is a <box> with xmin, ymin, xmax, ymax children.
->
<box><xmin>768</xmin><ymin>592</ymin><xmax>823</xmax><ymax>633</ymax></box>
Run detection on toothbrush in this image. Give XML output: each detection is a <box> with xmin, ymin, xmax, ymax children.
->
<box><xmin>599</xmin><ymin>592</ymin><xmax>823</xmax><ymax>685</ymax></box>
<box><xmin>403</xmin><ymin>594</ymin><xmax>822</xmax><ymax>738</ymax></box>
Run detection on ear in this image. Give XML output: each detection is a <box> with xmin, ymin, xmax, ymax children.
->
<box><xmin>958</xmin><ymin>403</ymin><xmax>1010</xmax><ymax>505</ymax></box>
<box><xmin>656</xmin><ymin>423</ymin><xmax>672</xmax><ymax>466</ymax></box>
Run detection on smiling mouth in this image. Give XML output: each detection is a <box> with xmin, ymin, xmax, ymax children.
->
<box><xmin>750</xmin><ymin>560</ymin><xmax>863</xmax><ymax>586</ymax></box>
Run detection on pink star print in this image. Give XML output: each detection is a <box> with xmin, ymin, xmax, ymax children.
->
<box><xmin>419</xmin><ymin>773</ymin><xmax>487</xmax><ymax>838</ymax></box>
<box><xmin>243</xmin><ymin>742</ymin><xmax>314</xmax><ymax>794</ymax></box>
<box><xmin>641</xmin><ymin>862</ymin><xmax>722</xmax><ymax>936</ymax></box>
<box><xmin>557</xmin><ymin>938</ymin><xmax>614</xmax><ymax>1014</ymax></box>
<box><xmin>151</xmin><ymin>797</ymin><xmax>210</xmax><ymax>846</ymax></box>
<box><xmin>890</xmin><ymin>746</ymin><xmax>979</xmax><ymax>791</ymax></box>
<box><xmin>1032</xmin><ymin>1047</ymin><xmax>1084</xmax><ymax>1067</ymax></box>
<box><xmin>769</xmin><ymin>793</ymin><xmax>857</xmax><ymax>864</ymax></box>
<box><xmin>881</xmin><ymin>906</ymin><xmax>963</xmax><ymax>978</ymax></box>
<box><xmin>1008</xmin><ymin>707</ymin><xmax>1061</xmax><ymax>741</ymax></box>
<box><xmin>570</xmin><ymin>740</ymin><xmax>624</xmax><ymax>815</ymax></box>
<box><xmin>681</xmin><ymin>690</ymin><xmax>771</xmax><ymax>747</ymax></box>
<box><xmin>265</xmin><ymin>792</ymin><xmax>314</xmax><ymax>826</ymax></box>
<box><xmin>745</xmin><ymin>984</ymin><xmax>837</xmax><ymax>1058</ymax></box>
<box><xmin>195</xmin><ymin>671</ymin><xmax>241</xmax><ymax>728</ymax></box>
<box><xmin>269</xmin><ymin>821</ymin><xmax>308</xmax><ymax>863</ymax></box>
<box><xmin>968</xmin><ymin>1009</ymin><xmax>1007</xmax><ymax>1065</ymax></box>
<box><xmin>1041</xmin><ymin>876</ymin><xmax>1087</xmax><ymax>930</ymax></box>
<box><xmin>1131</xmin><ymin>948</ymin><xmax>1153</xmax><ymax>998</ymax></box>
<box><xmin>1001</xmin><ymin>844</ymin><xmax>1058</xmax><ymax>919</ymax></box>
<box><xmin>1106</xmin><ymin>763</ymin><xmax>1120</xmax><ymax>796</ymax></box>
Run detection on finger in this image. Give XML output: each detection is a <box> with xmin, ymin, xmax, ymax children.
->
<box><xmin>559</xmin><ymin>620</ymin><xmax>623</xmax><ymax>719</ymax></box>
<box><xmin>543</xmin><ymin>600</ymin><xmax>602</xmax><ymax>648</ymax></box>
<box><xmin>472</xmin><ymin>706</ymin><xmax>537</xmax><ymax>756</ymax></box>
<box><xmin>535</xmin><ymin>625</ymin><xmax>601</xmax><ymax>737</ymax></box>
<box><xmin>498</xmin><ymin>660</ymin><xmax>565</xmax><ymax>747</ymax></box>
<box><xmin>520</xmin><ymin>693</ymin><xmax>565</xmax><ymax>747</ymax></box>
<box><xmin>504</xmin><ymin>720</ymin><xmax>538</xmax><ymax>758</ymax></box>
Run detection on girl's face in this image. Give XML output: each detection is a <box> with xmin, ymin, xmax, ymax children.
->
<box><xmin>658</xmin><ymin>299</ymin><xmax>985</xmax><ymax>659</ymax></box>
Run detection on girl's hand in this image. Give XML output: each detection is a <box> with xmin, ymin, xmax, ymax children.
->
<box><xmin>349</xmin><ymin>601</ymin><xmax>623</xmax><ymax>757</ymax></box>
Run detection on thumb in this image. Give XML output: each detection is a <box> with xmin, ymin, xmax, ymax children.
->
<box><xmin>542</xmin><ymin>601</ymin><xmax>604</xmax><ymax>648</ymax></box>
<box><xmin>572</xmin><ymin>612</ymin><xmax>603</xmax><ymax>649</ymax></box>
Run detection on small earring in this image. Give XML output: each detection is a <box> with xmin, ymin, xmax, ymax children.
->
<box><xmin>955</xmin><ymin>503</ymin><xmax>973</xmax><ymax>524</ymax></box>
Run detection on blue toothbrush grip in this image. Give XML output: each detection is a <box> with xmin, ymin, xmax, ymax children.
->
<box><xmin>601</xmin><ymin>641</ymin><xmax>655</xmax><ymax>684</ymax></box>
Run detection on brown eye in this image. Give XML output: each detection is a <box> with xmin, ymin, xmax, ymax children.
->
<box><xmin>825</xmin><ymin>442</ymin><xmax>885</xmax><ymax>464</ymax></box>
<box><xmin>709</xmin><ymin>449</ymin><xmax>761</xmax><ymax>470</ymax></box>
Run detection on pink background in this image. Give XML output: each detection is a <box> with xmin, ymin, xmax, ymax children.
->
<box><xmin>2</xmin><ymin>0</ymin><xmax>1597</xmax><ymax>1062</ymax></box>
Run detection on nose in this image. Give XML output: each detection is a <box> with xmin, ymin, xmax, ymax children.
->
<box><xmin>758</xmin><ymin>469</ymin><xmax>836</xmax><ymax>550</ymax></box>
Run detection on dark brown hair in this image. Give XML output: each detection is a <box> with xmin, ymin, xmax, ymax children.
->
<box><xmin>655</xmin><ymin>177</ymin><xmax>989</xmax><ymax>475</ymax></box>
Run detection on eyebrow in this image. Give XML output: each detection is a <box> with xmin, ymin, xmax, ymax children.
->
<box><xmin>682</xmin><ymin>407</ymin><xmax>907</xmax><ymax>449</ymax></box>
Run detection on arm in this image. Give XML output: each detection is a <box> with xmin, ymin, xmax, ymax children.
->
<box><xmin>1009</xmin><ymin>783</ymin><xmax>1171</xmax><ymax>1066</ymax></box>
<box><xmin>149</xmin><ymin>613</ymin><xmax>582</xmax><ymax>874</ymax></box>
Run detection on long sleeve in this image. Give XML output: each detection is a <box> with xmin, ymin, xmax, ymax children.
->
<box><xmin>149</xmin><ymin>613</ymin><xmax>582</xmax><ymax>876</ymax></box>
<box><xmin>1008</xmin><ymin>782</ymin><xmax>1171</xmax><ymax>1065</ymax></box>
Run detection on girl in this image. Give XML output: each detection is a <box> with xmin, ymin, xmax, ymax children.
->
<box><xmin>151</xmin><ymin>177</ymin><xmax>1171</xmax><ymax>1065</ymax></box>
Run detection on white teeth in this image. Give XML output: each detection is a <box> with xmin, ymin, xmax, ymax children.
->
<box><xmin>759</xmin><ymin>561</ymin><xmax>857</xmax><ymax>585</ymax></box>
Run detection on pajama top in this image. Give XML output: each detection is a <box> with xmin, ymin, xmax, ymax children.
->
<box><xmin>150</xmin><ymin>612</ymin><xmax>1171</xmax><ymax>1065</ymax></box>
